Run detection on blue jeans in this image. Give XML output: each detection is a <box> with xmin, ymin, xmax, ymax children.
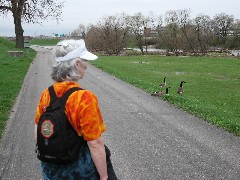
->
<box><xmin>40</xmin><ymin>145</ymin><xmax>99</xmax><ymax>180</ymax></box>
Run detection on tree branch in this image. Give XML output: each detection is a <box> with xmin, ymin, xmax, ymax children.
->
<box><xmin>0</xmin><ymin>5</ymin><xmax>12</xmax><ymax>12</ymax></box>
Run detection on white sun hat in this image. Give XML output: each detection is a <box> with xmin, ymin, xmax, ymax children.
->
<box><xmin>55</xmin><ymin>39</ymin><xmax>98</xmax><ymax>62</ymax></box>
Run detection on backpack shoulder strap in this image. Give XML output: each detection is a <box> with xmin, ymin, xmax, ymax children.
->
<box><xmin>48</xmin><ymin>85</ymin><xmax>58</xmax><ymax>105</ymax></box>
<box><xmin>60</xmin><ymin>87</ymin><xmax>83</xmax><ymax>107</ymax></box>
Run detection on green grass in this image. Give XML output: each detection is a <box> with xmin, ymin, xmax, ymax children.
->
<box><xmin>29</xmin><ymin>38</ymin><xmax>60</xmax><ymax>46</ymax></box>
<box><xmin>0</xmin><ymin>37</ymin><xmax>36</xmax><ymax>139</ymax></box>
<box><xmin>1</xmin><ymin>37</ymin><xmax>240</xmax><ymax>137</ymax></box>
<box><xmin>90</xmin><ymin>55</ymin><xmax>240</xmax><ymax>136</ymax></box>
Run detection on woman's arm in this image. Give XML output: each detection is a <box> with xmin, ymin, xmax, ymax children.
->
<box><xmin>87</xmin><ymin>137</ymin><xmax>108</xmax><ymax>180</ymax></box>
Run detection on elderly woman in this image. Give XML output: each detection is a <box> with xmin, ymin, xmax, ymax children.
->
<box><xmin>34</xmin><ymin>39</ymin><xmax>109</xmax><ymax>180</ymax></box>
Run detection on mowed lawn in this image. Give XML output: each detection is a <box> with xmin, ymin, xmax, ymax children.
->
<box><xmin>0</xmin><ymin>38</ymin><xmax>36</xmax><ymax>139</ymax></box>
<box><xmin>30</xmin><ymin>38</ymin><xmax>60</xmax><ymax>46</ymax></box>
<box><xmin>0</xmin><ymin>36</ymin><xmax>239</xmax><ymax>138</ymax></box>
<box><xmin>91</xmin><ymin>55</ymin><xmax>240</xmax><ymax>136</ymax></box>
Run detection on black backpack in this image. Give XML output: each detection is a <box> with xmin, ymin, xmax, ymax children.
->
<box><xmin>36</xmin><ymin>85</ymin><xmax>84</xmax><ymax>164</ymax></box>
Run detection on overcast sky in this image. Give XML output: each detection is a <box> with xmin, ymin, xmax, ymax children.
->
<box><xmin>1</xmin><ymin>0</ymin><xmax>240</xmax><ymax>37</ymax></box>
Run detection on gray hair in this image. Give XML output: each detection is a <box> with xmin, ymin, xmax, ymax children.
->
<box><xmin>51</xmin><ymin>44</ymin><xmax>80</xmax><ymax>82</ymax></box>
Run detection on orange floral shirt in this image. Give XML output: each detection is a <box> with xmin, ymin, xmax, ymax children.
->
<box><xmin>34</xmin><ymin>81</ymin><xmax>106</xmax><ymax>141</ymax></box>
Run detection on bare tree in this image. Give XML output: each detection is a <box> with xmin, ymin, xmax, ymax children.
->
<box><xmin>165</xmin><ymin>10</ymin><xmax>180</xmax><ymax>54</ymax></box>
<box><xmin>85</xmin><ymin>25</ymin><xmax>103</xmax><ymax>51</ymax></box>
<box><xmin>226</xmin><ymin>19</ymin><xmax>240</xmax><ymax>48</ymax></box>
<box><xmin>126</xmin><ymin>12</ymin><xmax>159</xmax><ymax>54</ymax></box>
<box><xmin>227</xmin><ymin>19</ymin><xmax>240</xmax><ymax>49</ymax></box>
<box><xmin>193</xmin><ymin>14</ymin><xmax>214</xmax><ymax>54</ymax></box>
<box><xmin>71</xmin><ymin>24</ymin><xmax>86</xmax><ymax>39</ymax></box>
<box><xmin>212</xmin><ymin>13</ymin><xmax>234</xmax><ymax>46</ymax></box>
<box><xmin>177</xmin><ymin>9</ymin><xmax>196</xmax><ymax>53</ymax></box>
<box><xmin>142</xmin><ymin>11</ymin><xmax>159</xmax><ymax>53</ymax></box>
<box><xmin>0</xmin><ymin>0</ymin><xmax>64</xmax><ymax>48</ymax></box>
<box><xmin>86</xmin><ymin>13</ymin><xmax>129</xmax><ymax>55</ymax></box>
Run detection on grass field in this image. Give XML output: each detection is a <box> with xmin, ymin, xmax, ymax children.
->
<box><xmin>0</xmin><ymin>37</ymin><xmax>239</xmax><ymax>138</ymax></box>
<box><xmin>29</xmin><ymin>38</ymin><xmax>60</xmax><ymax>46</ymax></box>
<box><xmin>90</xmin><ymin>55</ymin><xmax>240</xmax><ymax>136</ymax></box>
<box><xmin>0</xmin><ymin>38</ymin><xmax>36</xmax><ymax>139</ymax></box>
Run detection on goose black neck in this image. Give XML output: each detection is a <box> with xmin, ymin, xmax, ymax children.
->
<box><xmin>180</xmin><ymin>81</ymin><xmax>184</xmax><ymax>87</ymax></box>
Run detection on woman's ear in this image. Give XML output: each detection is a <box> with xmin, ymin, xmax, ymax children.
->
<box><xmin>75</xmin><ymin>59</ymin><xmax>80</xmax><ymax>67</ymax></box>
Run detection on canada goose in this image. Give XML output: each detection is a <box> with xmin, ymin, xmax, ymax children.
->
<box><xmin>151</xmin><ymin>87</ymin><xmax>170</xmax><ymax>97</ymax></box>
<box><xmin>165</xmin><ymin>87</ymin><xmax>170</xmax><ymax>96</ymax></box>
<box><xmin>159</xmin><ymin>77</ymin><xmax>167</xmax><ymax>87</ymax></box>
<box><xmin>177</xmin><ymin>81</ymin><xmax>186</xmax><ymax>95</ymax></box>
<box><xmin>151</xmin><ymin>91</ymin><xmax>163</xmax><ymax>97</ymax></box>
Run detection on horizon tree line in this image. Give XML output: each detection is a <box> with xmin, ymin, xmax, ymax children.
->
<box><xmin>71</xmin><ymin>10</ymin><xmax>240</xmax><ymax>55</ymax></box>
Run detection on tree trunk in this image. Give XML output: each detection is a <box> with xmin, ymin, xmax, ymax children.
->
<box><xmin>136</xmin><ymin>35</ymin><xmax>144</xmax><ymax>55</ymax></box>
<box><xmin>12</xmin><ymin>0</ymin><xmax>25</xmax><ymax>48</ymax></box>
<box><xmin>14</xmin><ymin>16</ymin><xmax>24</xmax><ymax>48</ymax></box>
